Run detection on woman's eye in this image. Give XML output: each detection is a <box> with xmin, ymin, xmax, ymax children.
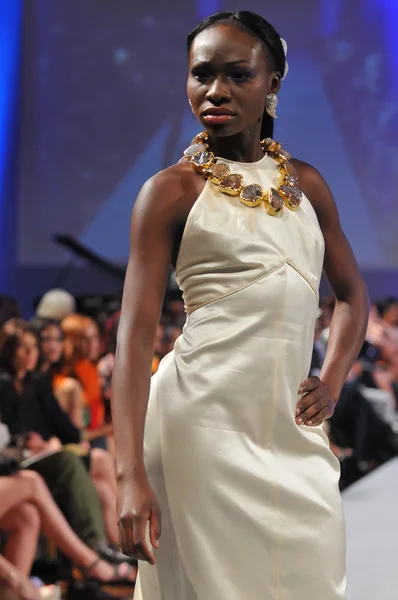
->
<box><xmin>231</xmin><ymin>70</ymin><xmax>252</xmax><ymax>82</ymax></box>
<box><xmin>193</xmin><ymin>70</ymin><xmax>212</xmax><ymax>82</ymax></box>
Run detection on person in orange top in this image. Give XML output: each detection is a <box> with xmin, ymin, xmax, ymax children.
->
<box><xmin>61</xmin><ymin>314</ymin><xmax>111</xmax><ymax>446</ymax></box>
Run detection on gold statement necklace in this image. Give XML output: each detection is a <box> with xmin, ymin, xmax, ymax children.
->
<box><xmin>184</xmin><ymin>131</ymin><xmax>302</xmax><ymax>216</ymax></box>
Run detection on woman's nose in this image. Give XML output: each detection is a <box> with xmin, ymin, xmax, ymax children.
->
<box><xmin>206</xmin><ymin>77</ymin><xmax>231</xmax><ymax>105</ymax></box>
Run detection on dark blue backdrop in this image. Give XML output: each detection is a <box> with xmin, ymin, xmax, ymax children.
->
<box><xmin>1</xmin><ymin>1</ymin><xmax>397</xmax><ymax>314</ymax></box>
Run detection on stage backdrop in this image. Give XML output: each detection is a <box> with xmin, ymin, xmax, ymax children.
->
<box><xmin>14</xmin><ymin>0</ymin><xmax>398</xmax><ymax>309</ymax></box>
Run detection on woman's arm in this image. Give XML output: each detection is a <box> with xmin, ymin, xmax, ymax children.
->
<box><xmin>83</xmin><ymin>424</ymin><xmax>113</xmax><ymax>442</ymax></box>
<box><xmin>292</xmin><ymin>160</ymin><xmax>370</xmax><ymax>424</ymax></box>
<box><xmin>112</xmin><ymin>170</ymin><xmax>181</xmax><ymax>479</ymax></box>
<box><xmin>55</xmin><ymin>378</ymin><xmax>85</xmax><ymax>430</ymax></box>
<box><xmin>112</xmin><ymin>164</ymin><xmax>198</xmax><ymax>562</ymax></box>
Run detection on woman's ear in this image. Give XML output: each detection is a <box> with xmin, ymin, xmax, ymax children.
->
<box><xmin>270</xmin><ymin>73</ymin><xmax>281</xmax><ymax>95</ymax></box>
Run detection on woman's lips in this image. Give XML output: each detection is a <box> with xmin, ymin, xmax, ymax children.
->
<box><xmin>202</xmin><ymin>114</ymin><xmax>235</xmax><ymax>124</ymax></box>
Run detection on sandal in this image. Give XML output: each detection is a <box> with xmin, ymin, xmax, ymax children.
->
<box><xmin>74</xmin><ymin>558</ymin><xmax>137</xmax><ymax>587</ymax></box>
<box><xmin>96</xmin><ymin>543</ymin><xmax>137</xmax><ymax>566</ymax></box>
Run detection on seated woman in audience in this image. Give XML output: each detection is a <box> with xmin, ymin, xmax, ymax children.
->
<box><xmin>38</xmin><ymin>318</ymin><xmax>116</xmax><ymax>460</ymax></box>
<box><xmin>60</xmin><ymin>315</ymin><xmax>112</xmax><ymax>449</ymax></box>
<box><xmin>35</xmin><ymin>320</ymin><xmax>82</xmax><ymax>431</ymax></box>
<box><xmin>0</xmin><ymin>323</ymin><xmax>120</xmax><ymax>550</ymax></box>
<box><xmin>0</xmin><ymin>469</ymin><xmax>136</xmax><ymax>597</ymax></box>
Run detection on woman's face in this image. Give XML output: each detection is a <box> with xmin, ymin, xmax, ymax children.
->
<box><xmin>14</xmin><ymin>332</ymin><xmax>40</xmax><ymax>374</ymax></box>
<box><xmin>83</xmin><ymin>322</ymin><xmax>101</xmax><ymax>363</ymax></box>
<box><xmin>384</xmin><ymin>303</ymin><xmax>398</xmax><ymax>327</ymax></box>
<box><xmin>187</xmin><ymin>24</ymin><xmax>278</xmax><ymax>138</ymax></box>
<box><xmin>40</xmin><ymin>324</ymin><xmax>64</xmax><ymax>365</ymax></box>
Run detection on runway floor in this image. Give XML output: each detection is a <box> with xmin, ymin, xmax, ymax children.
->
<box><xmin>343</xmin><ymin>457</ymin><xmax>398</xmax><ymax>600</ymax></box>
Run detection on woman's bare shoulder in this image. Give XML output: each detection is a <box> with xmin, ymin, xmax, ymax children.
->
<box><xmin>58</xmin><ymin>377</ymin><xmax>83</xmax><ymax>395</ymax></box>
<box><xmin>141</xmin><ymin>159</ymin><xmax>197</xmax><ymax>198</ymax></box>
<box><xmin>134</xmin><ymin>158</ymin><xmax>205</xmax><ymax>225</ymax></box>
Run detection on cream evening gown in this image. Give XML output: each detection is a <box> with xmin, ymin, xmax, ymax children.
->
<box><xmin>134</xmin><ymin>152</ymin><xmax>346</xmax><ymax>600</ymax></box>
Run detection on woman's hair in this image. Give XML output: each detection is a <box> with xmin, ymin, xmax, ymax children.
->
<box><xmin>61</xmin><ymin>314</ymin><xmax>99</xmax><ymax>369</ymax></box>
<box><xmin>37</xmin><ymin>319</ymin><xmax>65</xmax><ymax>376</ymax></box>
<box><xmin>38</xmin><ymin>318</ymin><xmax>64</xmax><ymax>335</ymax></box>
<box><xmin>0</xmin><ymin>322</ymin><xmax>37</xmax><ymax>378</ymax></box>
<box><xmin>187</xmin><ymin>11</ymin><xmax>286</xmax><ymax>140</ymax></box>
<box><xmin>377</xmin><ymin>296</ymin><xmax>398</xmax><ymax>318</ymax></box>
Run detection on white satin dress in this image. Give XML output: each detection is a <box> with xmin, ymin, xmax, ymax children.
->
<box><xmin>134</xmin><ymin>152</ymin><xmax>346</xmax><ymax>600</ymax></box>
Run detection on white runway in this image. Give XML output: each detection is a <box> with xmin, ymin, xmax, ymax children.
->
<box><xmin>343</xmin><ymin>458</ymin><xmax>398</xmax><ymax>600</ymax></box>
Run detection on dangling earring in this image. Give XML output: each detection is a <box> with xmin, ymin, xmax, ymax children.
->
<box><xmin>188</xmin><ymin>99</ymin><xmax>194</xmax><ymax>114</ymax></box>
<box><xmin>266</xmin><ymin>93</ymin><xmax>278</xmax><ymax>119</ymax></box>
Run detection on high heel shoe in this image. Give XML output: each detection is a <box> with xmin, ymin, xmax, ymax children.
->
<box><xmin>73</xmin><ymin>557</ymin><xmax>137</xmax><ymax>587</ymax></box>
<box><xmin>95</xmin><ymin>543</ymin><xmax>137</xmax><ymax>566</ymax></box>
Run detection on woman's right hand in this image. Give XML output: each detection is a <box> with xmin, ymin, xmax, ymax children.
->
<box><xmin>117</xmin><ymin>473</ymin><xmax>161</xmax><ymax>565</ymax></box>
<box><xmin>24</xmin><ymin>432</ymin><xmax>46</xmax><ymax>454</ymax></box>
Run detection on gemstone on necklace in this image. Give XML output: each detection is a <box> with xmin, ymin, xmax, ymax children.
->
<box><xmin>279</xmin><ymin>185</ymin><xmax>302</xmax><ymax>210</ymax></box>
<box><xmin>205</xmin><ymin>162</ymin><xmax>230</xmax><ymax>184</ymax></box>
<box><xmin>274</xmin><ymin>148</ymin><xmax>291</xmax><ymax>163</ymax></box>
<box><xmin>219</xmin><ymin>173</ymin><xmax>243</xmax><ymax>196</ymax></box>
<box><xmin>184</xmin><ymin>143</ymin><xmax>208</xmax><ymax>158</ymax></box>
<box><xmin>240</xmin><ymin>184</ymin><xmax>264</xmax><ymax>208</ymax></box>
<box><xmin>265</xmin><ymin>188</ymin><xmax>284</xmax><ymax>215</ymax></box>
<box><xmin>192</xmin><ymin>131</ymin><xmax>209</xmax><ymax>144</ymax></box>
<box><xmin>267</xmin><ymin>141</ymin><xmax>282</xmax><ymax>154</ymax></box>
<box><xmin>261</xmin><ymin>138</ymin><xmax>274</xmax><ymax>152</ymax></box>
<box><xmin>190</xmin><ymin>151</ymin><xmax>215</xmax><ymax>173</ymax></box>
<box><xmin>283</xmin><ymin>175</ymin><xmax>299</xmax><ymax>187</ymax></box>
<box><xmin>279</xmin><ymin>161</ymin><xmax>298</xmax><ymax>182</ymax></box>
<box><xmin>185</xmin><ymin>133</ymin><xmax>300</xmax><ymax>220</ymax></box>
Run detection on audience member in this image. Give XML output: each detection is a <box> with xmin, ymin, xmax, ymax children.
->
<box><xmin>61</xmin><ymin>315</ymin><xmax>111</xmax><ymax>448</ymax></box>
<box><xmin>0</xmin><ymin>323</ymin><xmax>128</xmax><ymax>564</ymax></box>
<box><xmin>1</xmin><ymin>322</ymin><xmax>120</xmax><ymax>549</ymax></box>
<box><xmin>35</xmin><ymin>290</ymin><xmax>76</xmax><ymax>322</ymax></box>
<box><xmin>0</xmin><ymin>470</ymin><xmax>136</xmax><ymax>592</ymax></box>
<box><xmin>1</xmin><ymin>286</ymin><xmax>397</xmax><ymax>592</ymax></box>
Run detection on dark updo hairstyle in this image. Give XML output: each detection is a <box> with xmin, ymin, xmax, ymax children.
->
<box><xmin>187</xmin><ymin>11</ymin><xmax>286</xmax><ymax>140</ymax></box>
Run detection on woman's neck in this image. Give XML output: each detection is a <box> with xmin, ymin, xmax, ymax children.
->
<box><xmin>13</xmin><ymin>370</ymin><xmax>27</xmax><ymax>393</ymax></box>
<box><xmin>15</xmin><ymin>370</ymin><xmax>26</xmax><ymax>381</ymax></box>
<box><xmin>207</xmin><ymin>127</ymin><xmax>264</xmax><ymax>163</ymax></box>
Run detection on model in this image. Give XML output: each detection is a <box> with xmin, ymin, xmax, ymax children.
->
<box><xmin>112</xmin><ymin>11</ymin><xmax>369</xmax><ymax>600</ymax></box>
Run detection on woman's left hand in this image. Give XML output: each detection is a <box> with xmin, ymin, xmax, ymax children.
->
<box><xmin>46</xmin><ymin>437</ymin><xmax>63</xmax><ymax>452</ymax></box>
<box><xmin>296</xmin><ymin>376</ymin><xmax>335</xmax><ymax>427</ymax></box>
